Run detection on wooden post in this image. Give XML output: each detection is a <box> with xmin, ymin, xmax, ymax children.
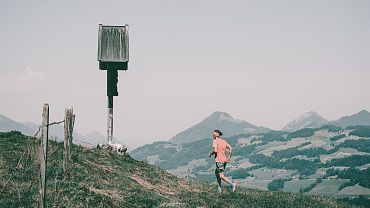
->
<box><xmin>63</xmin><ymin>108</ymin><xmax>75</xmax><ymax>173</ymax></box>
<box><xmin>63</xmin><ymin>108</ymin><xmax>70</xmax><ymax>172</ymax></box>
<box><xmin>39</xmin><ymin>104</ymin><xmax>49</xmax><ymax>208</ymax></box>
<box><xmin>69</xmin><ymin>108</ymin><xmax>75</xmax><ymax>161</ymax></box>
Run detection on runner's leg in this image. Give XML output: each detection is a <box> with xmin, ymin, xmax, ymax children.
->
<box><xmin>215</xmin><ymin>168</ymin><xmax>222</xmax><ymax>188</ymax></box>
<box><xmin>219</xmin><ymin>172</ymin><xmax>233</xmax><ymax>185</ymax></box>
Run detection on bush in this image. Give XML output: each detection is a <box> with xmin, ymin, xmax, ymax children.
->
<box><xmin>227</xmin><ymin>168</ymin><xmax>250</xmax><ymax>179</ymax></box>
<box><xmin>268</xmin><ymin>178</ymin><xmax>289</xmax><ymax>191</ymax></box>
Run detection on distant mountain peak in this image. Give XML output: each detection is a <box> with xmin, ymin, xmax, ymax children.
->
<box><xmin>330</xmin><ymin>109</ymin><xmax>370</xmax><ymax>128</ymax></box>
<box><xmin>206</xmin><ymin>111</ymin><xmax>245</xmax><ymax>124</ymax></box>
<box><xmin>169</xmin><ymin>111</ymin><xmax>270</xmax><ymax>144</ymax></box>
<box><xmin>302</xmin><ymin>111</ymin><xmax>320</xmax><ymax>117</ymax></box>
<box><xmin>339</xmin><ymin>110</ymin><xmax>370</xmax><ymax>119</ymax></box>
<box><xmin>292</xmin><ymin>111</ymin><xmax>326</xmax><ymax>123</ymax></box>
<box><xmin>356</xmin><ymin>109</ymin><xmax>370</xmax><ymax>116</ymax></box>
<box><xmin>282</xmin><ymin>111</ymin><xmax>327</xmax><ymax>132</ymax></box>
<box><xmin>211</xmin><ymin>111</ymin><xmax>230</xmax><ymax>116</ymax></box>
<box><xmin>208</xmin><ymin>111</ymin><xmax>233</xmax><ymax>119</ymax></box>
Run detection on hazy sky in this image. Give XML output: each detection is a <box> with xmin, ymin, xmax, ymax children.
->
<box><xmin>1</xmin><ymin>1</ymin><xmax>369</xmax><ymax>149</ymax></box>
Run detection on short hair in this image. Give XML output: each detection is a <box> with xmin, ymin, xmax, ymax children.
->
<box><xmin>214</xmin><ymin>129</ymin><xmax>223</xmax><ymax>136</ymax></box>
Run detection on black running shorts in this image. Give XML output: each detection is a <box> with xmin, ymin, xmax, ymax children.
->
<box><xmin>215</xmin><ymin>162</ymin><xmax>227</xmax><ymax>173</ymax></box>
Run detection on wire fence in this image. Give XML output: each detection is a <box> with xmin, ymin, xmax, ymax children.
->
<box><xmin>0</xmin><ymin>105</ymin><xmax>127</xmax><ymax>207</ymax></box>
<box><xmin>0</xmin><ymin>119</ymin><xmax>67</xmax><ymax>197</ymax></box>
<box><xmin>33</xmin><ymin>120</ymin><xmax>65</xmax><ymax>138</ymax></box>
<box><xmin>0</xmin><ymin>105</ymin><xmax>78</xmax><ymax>208</ymax></box>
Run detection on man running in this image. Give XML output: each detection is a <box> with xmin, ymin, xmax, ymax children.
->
<box><xmin>208</xmin><ymin>130</ymin><xmax>237</xmax><ymax>193</ymax></box>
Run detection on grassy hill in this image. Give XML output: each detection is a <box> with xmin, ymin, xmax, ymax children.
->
<box><xmin>0</xmin><ymin>131</ymin><xmax>362</xmax><ymax>207</ymax></box>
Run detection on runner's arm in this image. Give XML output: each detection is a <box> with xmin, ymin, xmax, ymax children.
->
<box><xmin>227</xmin><ymin>144</ymin><xmax>232</xmax><ymax>160</ymax></box>
<box><xmin>208</xmin><ymin>150</ymin><xmax>216</xmax><ymax>157</ymax></box>
<box><xmin>209</xmin><ymin>146</ymin><xmax>217</xmax><ymax>157</ymax></box>
<box><xmin>209</xmin><ymin>140</ymin><xmax>218</xmax><ymax>157</ymax></box>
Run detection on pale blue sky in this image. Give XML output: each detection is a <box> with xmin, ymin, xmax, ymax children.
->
<box><xmin>1</xmin><ymin>1</ymin><xmax>369</xmax><ymax>148</ymax></box>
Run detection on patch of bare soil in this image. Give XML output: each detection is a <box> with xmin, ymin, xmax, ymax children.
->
<box><xmin>130</xmin><ymin>174</ymin><xmax>176</xmax><ymax>196</ymax></box>
<box><xmin>88</xmin><ymin>187</ymin><xmax>123</xmax><ymax>201</ymax></box>
<box><xmin>84</xmin><ymin>160</ymin><xmax>113</xmax><ymax>173</ymax></box>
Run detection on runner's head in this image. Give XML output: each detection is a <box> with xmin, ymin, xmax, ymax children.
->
<box><xmin>213</xmin><ymin>130</ymin><xmax>223</xmax><ymax>139</ymax></box>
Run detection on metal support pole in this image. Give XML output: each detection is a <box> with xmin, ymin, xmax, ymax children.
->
<box><xmin>107</xmin><ymin>96</ymin><xmax>113</xmax><ymax>144</ymax></box>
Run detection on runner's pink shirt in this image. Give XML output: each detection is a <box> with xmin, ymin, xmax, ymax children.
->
<box><xmin>213</xmin><ymin>138</ymin><xmax>231</xmax><ymax>162</ymax></box>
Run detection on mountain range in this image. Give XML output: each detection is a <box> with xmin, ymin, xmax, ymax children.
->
<box><xmin>170</xmin><ymin>110</ymin><xmax>370</xmax><ymax>144</ymax></box>
<box><xmin>1</xmin><ymin>109</ymin><xmax>370</xmax><ymax>147</ymax></box>
<box><xmin>0</xmin><ymin>114</ymin><xmax>108</xmax><ymax>146</ymax></box>
<box><xmin>283</xmin><ymin>110</ymin><xmax>370</xmax><ymax>132</ymax></box>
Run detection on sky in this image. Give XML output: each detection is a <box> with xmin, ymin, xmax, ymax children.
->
<box><xmin>1</xmin><ymin>1</ymin><xmax>369</xmax><ymax>149</ymax></box>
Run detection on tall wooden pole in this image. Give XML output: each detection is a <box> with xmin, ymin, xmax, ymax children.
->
<box><xmin>39</xmin><ymin>104</ymin><xmax>49</xmax><ymax>208</ymax></box>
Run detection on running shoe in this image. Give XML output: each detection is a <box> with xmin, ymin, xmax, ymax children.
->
<box><xmin>232</xmin><ymin>182</ymin><xmax>237</xmax><ymax>192</ymax></box>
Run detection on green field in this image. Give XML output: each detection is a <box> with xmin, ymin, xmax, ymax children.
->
<box><xmin>259</xmin><ymin>138</ymin><xmax>308</xmax><ymax>156</ymax></box>
<box><xmin>251</xmin><ymin>168</ymin><xmax>295</xmax><ymax>180</ymax></box>
<box><xmin>241</xmin><ymin>178</ymin><xmax>271</xmax><ymax>190</ymax></box>
<box><xmin>337</xmin><ymin>184</ymin><xmax>370</xmax><ymax>199</ymax></box>
<box><xmin>283</xmin><ymin>179</ymin><xmax>317</xmax><ymax>193</ymax></box>
<box><xmin>309</xmin><ymin>179</ymin><xmax>350</xmax><ymax>196</ymax></box>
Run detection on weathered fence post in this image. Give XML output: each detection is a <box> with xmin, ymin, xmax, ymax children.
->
<box><xmin>69</xmin><ymin>109</ymin><xmax>75</xmax><ymax>161</ymax></box>
<box><xmin>39</xmin><ymin>104</ymin><xmax>49</xmax><ymax>208</ymax></box>
<box><xmin>63</xmin><ymin>108</ymin><xmax>69</xmax><ymax>172</ymax></box>
<box><xmin>63</xmin><ymin>108</ymin><xmax>75</xmax><ymax>173</ymax></box>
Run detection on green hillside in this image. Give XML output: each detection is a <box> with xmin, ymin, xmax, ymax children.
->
<box><xmin>0</xmin><ymin>131</ymin><xmax>361</xmax><ymax>207</ymax></box>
